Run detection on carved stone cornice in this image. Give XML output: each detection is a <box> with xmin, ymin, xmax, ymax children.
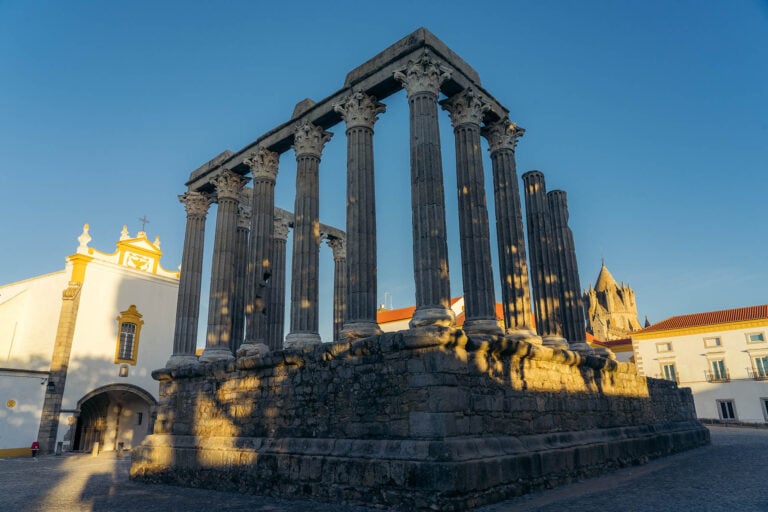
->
<box><xmin>273</xmin><ymin>215</ymin><xmax>291</xmax><ymax>241</ymax></box>
<box><xmin>326</xmin><ymin>237</ymin><xmax>346</xmax><ymax>260</ymax></box>
<box><xmin>292</xmin><ymin>121</ymin><xmax>333</xmax><ymax>158</ymax></box>
<box><xmin>481</xmin><ymin>117</ymin><xmax>526</xmax><ymax>153</ymax></box>
<box><xmin>243</xmin><ymin>148</ymin><xmax>279</xmax><ymax>182</ymax></box>
<box><xmin>442</xmin><ymin>87</ymin><xmax>489</xmax><ymax>128</ymax></box>
<box><xmin>211</xmin><ymin>169</ymin><xmax>249</xmax><ymax>201</ymax></box>
<box><xmin>179</xmin><ymin>191</ymin><xmax>211</xmax><ymax>218</ymax></box>
<box><xmin>393</xmin><ymin>51</ymin><xmax>452</xmax><ymax>98</ymax></box>
<box><xmin>333</xmin><ymin>91</ymin><xmax>386</xmax><ymax>130</ymax></box>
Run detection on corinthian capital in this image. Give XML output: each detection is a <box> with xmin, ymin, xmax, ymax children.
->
<box><xmin>326</xmin><ymin>237</ymin><xmax>346</xmax><ymax>260</ymax></box>
<box><xmin>211</xmin><ymin>169</ymin><xmax>249</xmax><ymax>201</ymax></box>
<box><xmin>179</xmin><ymin>191</ymin><xmax>211</xmax><ymax>218</ymax></box>
<box><xmin>481</xmin><ymin>118</ymin><xmax>526</xmax><ymax>153</ymax></box>
<box><xmin>333</xmin><ymin>91</ymin><xmax>386</xmax><ymax>130</ymax></box>
<box><xmin>441</xmin><ymin>87</ymin><xmax>490</xmax><ymax>127</ymax></box>
<box><xmin>293</xmin><ymin>121</ymin><xmax>333</xmax><ymax>158</ymax></box>
<box><xmin>273</xmin><ymin>216</ymin><xmax>290</xmax><ymax>241</ymax></box>
<box><xmin>393</xmin><ymin>51</ymin><xmax>452</xmax><ymax>97</ymax></box>
<box><xmin>243</xmin><ymin>148</ymin><xmax>279</xmax><ymax>182</ymax></box>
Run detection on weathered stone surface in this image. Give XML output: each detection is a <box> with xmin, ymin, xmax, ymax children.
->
<box><xmin>134</xmin><ymin>330</ymin><xmax>708</xmax><ymax>510</ymax></box>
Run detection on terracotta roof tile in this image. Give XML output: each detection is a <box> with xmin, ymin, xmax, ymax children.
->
<box><xmin>636</xmin><ymin>304</ymin><xmax>768</xmax><ymax>334</ymax></box>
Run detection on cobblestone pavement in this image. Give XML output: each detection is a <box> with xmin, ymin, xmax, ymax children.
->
<box><xmin>0</xmin><ymin>426</ymin><xmax>765</xmax><ymax>511</ymax></box>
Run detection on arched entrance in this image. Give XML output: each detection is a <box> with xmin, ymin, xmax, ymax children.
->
<box><xmin>73</xmin><ymin>384</ymin><xmax>157</xmax><ymax>452</ymax></box>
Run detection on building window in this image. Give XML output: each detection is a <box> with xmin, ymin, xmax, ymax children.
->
<box><xmin>656</xmin><ymin>342</ymin><xmax>673</xmax><ymax>353</ymax></box>
<box><xmin>761</xmin><ymin>399</ymin><xmax>768</xmax><ymax>422</ymax></box>
<box><xmin>747</xmin><ymin>332</ymin><xmax>765</xmax><ymax>344</ymax></box>
<box><xmin>114</xmin><ymin>305</ymin><xmax>144</xmax><ymax>365</ymax></box>
<box><xmin>704</xmin><ymin>337</ymin><xmax>722</xmax><ymax>348</ymax></box>
<box><xmin>717</xmin><ymin>399</ymin><xmax>736</xmax><ymax>420</ymax></box>
<box><xmin>752</xmin><ymin>355</ymin><xmax>768</xmax><ymax>380</ymax></box>
<box><xmin>706</xmin><ymin>359</ymin><xmax>729</xmax><ymax>382</ymax></box>
<box><xmin>137</xmin><ymin>412</ymin><xmax>143</xmax><ymax>426</ymax></box>
<box><xmin>660</xmin><ymin>363</ymin><xmax>677</xmax><ymax>383</ymax></box>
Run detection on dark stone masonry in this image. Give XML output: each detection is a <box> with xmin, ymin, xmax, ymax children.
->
<box><xmin>131</xmin><ymin>329</ymin><xmax>708</xmax><ymax>510</ymax></box>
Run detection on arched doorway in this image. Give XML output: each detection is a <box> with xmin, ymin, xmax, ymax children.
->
<box><xmin>73</xmin><ymin>384</ymin><xmax>157</xmax><ymax>452</ymax></box>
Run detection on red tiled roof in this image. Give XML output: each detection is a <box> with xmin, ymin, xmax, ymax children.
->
<box><xmin>636</xmin><ymin>305</ymin><xmax>768</xmax><ymax>334</ymax></box>
<box><xmin>586</xmin><ymin>332</ymin><xmax>632</xmax><ymax>349</ymax></box>
<box><xmin>377</xmin><ymin>297</ymin><xmax>503</xmax><ymax>326</ymax></box>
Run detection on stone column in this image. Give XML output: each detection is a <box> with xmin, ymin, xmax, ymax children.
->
<box><xmin>201</xmin><ymin>169</ymin><xmax>249</xmax><ymax>362</ymax></box>
<box><xmin>522</xmin><ymin>170</ymin><xmax>567</xmax><ymax>348</ymax></box>
<box><xmin>167</xmin><ymin>191</ymin><xmax>210</xmax><ymax>367</ymax></box>
<box><xmin>441</xmin><ymin>88</ymin><xmax>501</xmax><ymax>337</ymax></box>
<box><xmin>326</xmin><ymin>237</ymin><xmax>347</xmax><ymax>341</ymax></box>
<box><xmin>231</xmin><ymin>188</ymin><xmax>251</xmax><ymax>354</ymax></box>
<box><xmin>266</xmin><ymin>215</ymin><xmax>290</xmax><ymax>351</ymax></box>
<box><xmin>241</xmin><ymin>148</ymin><xmax>279</xmax><ymax>355</ymax></box>
<box><xmin>334</xmin><ymin>91</ymin><xmax>385</xmax><ymax>339</ymax></box>
<box><xmin>394</xmin><ymin>51</ymin><xmax>455</xmax><ymax>329</ymax></box>
<box><xmin>548</xmin><ymin>190</ymin><xmax>591</xmax><ymax>352</ymax></box>
<box><xmin>285</xmin><ymin>121</ymin><xmax>332</xmax><ymax>347</ymax></box>
<box><xmin>482</xmin><ymin>119</ymin><xmax>536</xmax><ymax>340</ymax></box>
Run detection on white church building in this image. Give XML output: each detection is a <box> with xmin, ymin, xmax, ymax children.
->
<box><xmin>0</xmin><ymin>224</ymin><xmax>178</xmax><ymax>457</ymax></box>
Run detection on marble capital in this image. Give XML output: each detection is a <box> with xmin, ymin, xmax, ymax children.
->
<box><xmin>237</xmin><ymin>198</ymin><xmax>252</xmax><ymax>229</ymax></box>
<box><xmin>293</xmin><ymin>121</ymin><xmax>333</xmax><ymax>158</ymax></box>
<box><xmin>243</xmin><ymin>148</ymin><xmax>279</xmax><ymax>181</ymax></box>
<box><xmin>482</xmin><ymin>118</ymin><xmax>526</xmax><ymax>153</ymax></box>
<box><xmin>442</xmin><ymin>87</ymin><xmax>489</xmax><ymax>127</ymax></box>
<box><xmin>333</xmin><ymin>91</ymin><xmax>386</xmax><ymax>130</ymax></box>
<box><xmin>273</xmin><ymin>217</ymin><xmax>290</xmax><ymax>240</ymax></box>
<box><xmin>394</xmin><ymin>51</ymin><xmax>451</xmax><ymax>97</ymax></box>
<box><xmin>179</xmin><ymin>191</ymin><xmax>211</xmax><ymax>218</ymax></box>
<box><xmin>211</xmin><ymin>169</ymin><xmax>249</xmax><ymax>201</ymax></box>
<box><xmin>326</xmin><ymin>237</ymin><xmax>346</xmax><ymax>260</ymax></box>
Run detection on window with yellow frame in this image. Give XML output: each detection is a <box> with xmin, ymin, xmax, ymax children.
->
<box><xmin>115</xmin><ymin>305</ymin><xmax>144</xmax><ymax>365</ymax></box>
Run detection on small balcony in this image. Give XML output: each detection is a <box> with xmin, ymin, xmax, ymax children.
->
<box><xmin>704</xmin><ymin>370</ymin><xmax>730</xmax><ymax>383</ymax></box>
<box><xmin>747</xmin><ymin>368</ymin><xmax>768</xmax><ymax>381</ymax></box>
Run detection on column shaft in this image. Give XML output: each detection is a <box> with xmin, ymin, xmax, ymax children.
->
<box><xmin>443</xmin><ymin>89</ymin><xmax>500</xmax><ymax>336</ymax></box>
<box><xmin>266</xmin><ymin>217</ymin><xmax>289</xmax><ymax>350</ymax></box>
<box><xmin>286</xmin><ymin>122</ymin><xmax>332</xmax><ymax>347</ymax></box>
<box><xmin>548</xmin><ymin>190</ymin><xmax>586</xmax><ymax>342</ymax></box>
<box><xmin>243</xmin><ymin>149</ymin><xmax>279</xmax><ymax>350</ymax></box>
<box><xmin>334</xmin><ymin>91</ymin><xmax>385</xmax><ymax>338</ymax></box>
<box><xmin>328</xmin><ymin>238</ymin><xmax>347</xmax><ymax>341</ymax></box>
<box><xmin>483</xmin><ymin>120</ymin><xmax>534</xmax><ymax>334</ymax></box>
<box><xmin>168</xmin><ymin>191</ymin><xmax>209</xmax><ymax>366</ymax></box>
<box><xmin>201</xmin><ymin>170</ymin><xmax>248</xmax><ymax>361</ymax></box>
<box><xmin>231</xmin><ymin>192</ymin><xmax>250</xmax><ymax>353</ymax></box>
<box><xmin>522</xmin><ymin>171</ymin><xmax>564</xmax><ymax>341</ymax></box>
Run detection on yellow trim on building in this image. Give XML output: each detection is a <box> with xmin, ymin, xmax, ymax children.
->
<box><xmin>0</xmin><ymin>447</ymin><xmax>33</xmax><ymax>459</ymax></box>
<box><xmin>632</xmin><ymin>319</ymin><xmax>768</xmax><ymax>340</ymax></box>
<box><xmin>67</xmin><ymin>254</ymin><xmax>93</xmax><ymax>284</ymax></box>
<box><xmin>114</xmin><ymin>305</ymin><xmax>144</xmax><ymax>365</ymax></box>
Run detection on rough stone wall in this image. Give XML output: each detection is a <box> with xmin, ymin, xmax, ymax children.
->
<box><xmin>133</xmin><ymin>328</ymin><xmax>708</xmax><ymax>510</ymax></box>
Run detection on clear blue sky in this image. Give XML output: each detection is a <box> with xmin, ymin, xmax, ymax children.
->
<box><xmin>1</xmin><ymin>0</ymin><xmax>767</xmax><ymax>344</ymax></box>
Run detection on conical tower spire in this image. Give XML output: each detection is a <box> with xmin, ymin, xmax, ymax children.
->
<box><xmin>594</xmin><ymin>260</ymin><xmax>618</xmax><ymax>292</ymax></box>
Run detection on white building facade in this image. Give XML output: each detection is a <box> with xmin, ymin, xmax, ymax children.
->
<box><xmin>0</xmin><ymin>225</ymin><xmax>178</xmax><ymax>456</ymax></box>
<box><xmin>632</xmin><ymin>305</ymin><xmax>768</xmax><ymax>424</ymax></box>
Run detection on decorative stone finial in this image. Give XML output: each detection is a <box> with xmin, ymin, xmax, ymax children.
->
<box><xmin>292</xmin><ymin>121</ymin><xmax>333</xmax><ymax>158</ymax></box>
<box><xmin>333</xmin><ymin>91</ymin><xmax>386</xmax><ymax>130</ymax></box>
<box><xmin>326</xmin><ymin>237</ymin><xmax>346</xmax><ymax>260</ymax></box>
<box><xmin>179</xmin><ymin>191</ymin><xmax>211</xmax><ymax>218</ymax></box>
<box><xmin>482</xmin><ymin>117</ymin><xmax>526</xmax><ymax>153</ymax></box>
<box><xmin>120</xmin><ymin>225</ymin><xmax>130</xmax><ymax>241</ymax></box>
<box><xmin>243</xmin><ymin>148</ymin><xmax>279</xmax><ymax>182</ymax></box>
<box><xmin>442</xmin><ymin>87</ymin><xmax>490</xmax><ymax>127</ymax></box>
<box><xmin>211</xmin><ymin>169</ymin><xmax>249</xmax><ymax>201</ymax></box>
<box><xmin>77</xmin><ymin>224</ymin><xmax>91</xmax><ymax>253</ymax></box>
<box><xmin>153</xmin><ymin>236</ymin><xmax>161</xmax><ymax>247</ymax></box>
<box><xmin>393</xmin><ymin>51</ymin><xmax>452</xmax><ymax>97</ymax></box>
